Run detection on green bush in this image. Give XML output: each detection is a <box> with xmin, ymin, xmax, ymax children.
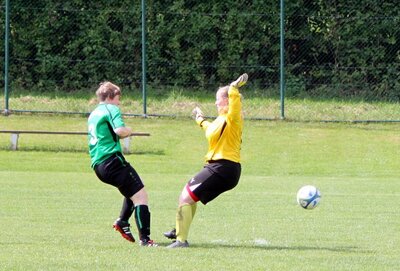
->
<box><xmin>1</xmin><ymin>0</ymin><xmax>399</xmax><ymax>100</ymax></box>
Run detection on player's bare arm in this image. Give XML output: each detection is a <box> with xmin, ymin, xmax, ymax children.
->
<box><xmin>115</xmin><ymin>126</ymin><xmax>132</xmax><ymax>138</ymax></box>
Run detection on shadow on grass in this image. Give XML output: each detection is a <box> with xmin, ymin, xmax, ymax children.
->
<box><xmin>196</xmin><ymin>243</ymin><xmax>366</xmax><ymax>253</ymax></box>
<box><xmin>0</xmin><ymin>146</ymin><xmax>165</xmax><ymax>155</ymax></box>
<box><xmin>157</xmin><ymin>241</ymin><xmax>367</xmax><ymax>253</ymax></box>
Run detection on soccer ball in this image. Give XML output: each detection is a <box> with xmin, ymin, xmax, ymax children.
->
<box><xmin>296</xmin><ymin>185</ymin><xmax>321</xmax><ymax>210</ymax></box>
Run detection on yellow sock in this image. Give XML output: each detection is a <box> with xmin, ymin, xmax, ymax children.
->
<box><xmin>176</xmin><ymin>204</ymin><xmax>196</xmax><ymax>242</ymax></box>
<box><xmin>191</xmin><ymin>202</ymin><xmax>197</xmax><ymax>218</ymax></box>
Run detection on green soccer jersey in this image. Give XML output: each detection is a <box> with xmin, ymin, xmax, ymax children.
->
<box><xmin>88</xmin><ymin>103</ymin><xmax>125</xmax><ymax>168</ymax></box>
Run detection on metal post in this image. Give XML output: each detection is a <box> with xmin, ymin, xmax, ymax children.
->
<box><xmin>4</xmin><ymin>0</ymin><xmax>10</xmax><ymax>115</ymax></box>
<box><xmin>141</xmin><ymin>0</ymin><xmax>147</xmax><ymax>116</ymax></box>
<box><xmin>279</xmin><ymin>0</ymin><xmax>285</xmax><ymax>119</ymax></box>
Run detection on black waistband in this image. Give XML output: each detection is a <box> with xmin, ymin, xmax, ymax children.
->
<box><xmin>208</xmin><ymin>159</ymin><xmax>240</xmax><ymax>165</ymax></box>
<box><xmin>95</xmin><ymin>152</ymin><xmax>123</xmax><ymax>169</ymax></box>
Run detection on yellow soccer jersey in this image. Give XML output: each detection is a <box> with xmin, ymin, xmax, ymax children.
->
<box><xmin>196</xmin><ymin>86</ymin><xmax>243</xmax><ymax>163</ymax></box>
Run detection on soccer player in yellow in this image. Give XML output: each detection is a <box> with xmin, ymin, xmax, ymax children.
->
<box><xmin>164</xmin><ymin>73</ymin><xmax>248</xmax><ymax>248</ymax></box>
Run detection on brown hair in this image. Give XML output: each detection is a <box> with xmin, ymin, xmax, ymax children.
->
<box><xmin>96</xmin><ymin>81</ymin><xmax>121</xmax><ymax>102</ymax></box>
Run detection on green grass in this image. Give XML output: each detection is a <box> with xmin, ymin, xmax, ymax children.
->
<box><xmin>1</xmin><ymin>115</ymin><xmax>400</xmax><ymax>270</ymax></box>
<box><xmin>1</xmin><ymin>89</ymin><xmax>400</xmax><ymax>121</ymax></box>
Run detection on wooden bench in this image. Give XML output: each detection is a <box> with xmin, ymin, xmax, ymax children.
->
<box><xmin>0</xmin><ymin>130</ymin><xmax>150</xmax><ymax>154</ymax></box>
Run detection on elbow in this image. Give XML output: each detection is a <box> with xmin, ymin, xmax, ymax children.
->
<box><xmin>114</xmin><ymin>127</ymin><xmax>131</xmax><ymax>138</ymax></box>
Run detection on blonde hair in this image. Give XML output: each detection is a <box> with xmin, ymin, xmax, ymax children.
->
<box><xmin>216</xmin><ymin>85</ymin><xmax>229</xmax><ymax>114</ymax></box>
<box><xmin>217</xmin><ymin>85</ymin><xmax>244</xmax><ymax>117</ymax></box>
<box><xmin>217</xmin><ymin>85</ymin><xmax>229</xmax><ymax>99</ymax></box>
<box><xmin>96</xmin><ymin>81</ymin><xmax>121</xmax><ymax>102</ymax></box>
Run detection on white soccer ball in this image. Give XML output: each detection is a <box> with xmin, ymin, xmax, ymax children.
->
<box><xmin>296</xmin><ymin>185</ymin><xmax>321</xmax><ymax>210</ymax></box>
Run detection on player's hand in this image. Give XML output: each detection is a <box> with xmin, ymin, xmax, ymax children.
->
<box><xmin>230</xmin><ymin>73</ymin><xmax>248</xmax><ymax>88</ymax></box>
<box><xmin>192</xmin><ymin>106</ymin><xmax>204</xmax><ymax>121</ymax></box>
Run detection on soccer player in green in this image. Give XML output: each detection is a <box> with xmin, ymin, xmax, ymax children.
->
<box><xmin>164</xmin><ymin>73</ymin><xmax>248</xmax><ymax>248</ymax></box>
<box><xmin>88</xmin><ymin>81</ymin><xmax>157</xmax><ymax>247</ymax></box>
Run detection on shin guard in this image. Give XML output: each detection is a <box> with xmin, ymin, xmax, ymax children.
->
<box><xmin>119</xmin><ymin>197</ymin><xmax>135</xmax><ymax>222</ymax></box>
<box><xmin>134</xmin><ymin>205</ymin><xmax>151</xmax><ymax>241</ymax></box>
<box><xmin>176</xmin><ymin>204</ymin><xmax>195</xmax><ymax>242</ymax></box>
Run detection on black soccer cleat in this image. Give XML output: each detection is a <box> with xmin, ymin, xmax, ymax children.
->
<box><xmin>163</xmin><ymin>228</ymin><xmax>177</xmax><ymax>240</ymax></box>
<box><xmin>113</xmin><ymin>219</ymin><xmax>135</xmax><ymax>243</ymax></box>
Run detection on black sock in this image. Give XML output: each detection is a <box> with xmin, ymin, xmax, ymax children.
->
<box><xmin>134</xmin><ymin>205</ymin><xmax>151</xmax><ymax>241</ymax></box>
<box><xmin>119</xmin><ymin>197</ymin><xmax>134</xmax><ymax>222</ymax></box>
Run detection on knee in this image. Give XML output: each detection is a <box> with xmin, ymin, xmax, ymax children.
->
<box><xmin>131</xmin><ymin>188</ymin><xmax>148</xmax><ymax>205</ymax></box>
<box><xmin>179</xmin><ymin>192</ymin><xmax>195</xmax><ymax>206</ymax></box>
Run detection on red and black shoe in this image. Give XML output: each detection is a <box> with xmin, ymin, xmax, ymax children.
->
<box><xmin>140</xmin><ymin>239</ymin><xmax>158</xmax><ymax>247</ymax></box>
<box><xmin>113</xmin><ymin>219</ymin><xmax>135</xmax><ymax>243</ymax></box>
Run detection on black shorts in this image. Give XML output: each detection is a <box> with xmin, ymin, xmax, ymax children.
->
<box><xmin>94</xmin><ymin>152</ymin><xmax>144</xmax><ymax>198</ymax></box>
<box><xmin>186</xmin><ymin>159</ymin><xmax>241</xmax><ymax>205</ymax></box>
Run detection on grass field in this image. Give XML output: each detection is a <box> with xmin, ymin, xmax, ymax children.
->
<box><xmin>2</xmin><ymin>89</ymin><xmax>400</xmax><ymax>121</ymax></box>
<box><xmin>0</xmin><ymin>115</ymin><xmax>399</xmax><ymax>270</ymax></box>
